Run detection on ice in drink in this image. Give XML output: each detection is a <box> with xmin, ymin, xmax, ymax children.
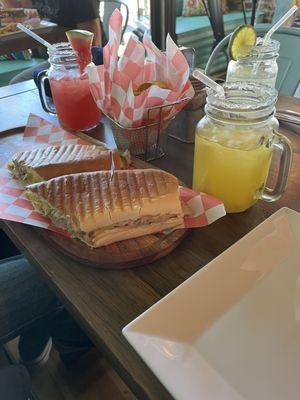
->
<box><xmin>226</xmin><ymin>38</ymin><xmax>280</xmax><ymax>88</ymax></box>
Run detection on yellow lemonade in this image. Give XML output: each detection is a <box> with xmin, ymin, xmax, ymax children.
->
<box><xmin>193</xmin><ymin>129</ymin><xmax>273</xmax><ymax>213</ymax></box>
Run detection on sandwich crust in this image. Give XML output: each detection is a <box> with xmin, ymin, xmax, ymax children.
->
<box><xmin>9</xmin><ymin>144</ymin><xmax>122</xmax><ymax>183</ymax></box>
<box><xmin>26</xmin><ymin>169</ymin><xmax>184</xmax><ymax>246</ymax></box>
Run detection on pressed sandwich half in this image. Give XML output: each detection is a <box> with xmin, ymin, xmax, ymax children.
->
<box><xmin>25</xmin><ymin>169</ymin><xmax>184</xmax><ymax>247</ymax></box>
<box><xmin>8</xmin><ymin>144</ymin><xmax>124</xmax><ymax>184</ymax></box>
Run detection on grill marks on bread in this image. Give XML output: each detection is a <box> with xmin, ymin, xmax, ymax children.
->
<box><xmin>27</xmin><ymin>169</ymin><xmax>180</xmax><ymax>231</ymax></box>
<box><xmin>14</xmin><ymin>144</ymin><xmax>107</xmax><ymax>168</ymax></box>
<box><xmin>11</xmin><ymin>144</ymin><xmax>123</xmax><ymax>182</ymax></box>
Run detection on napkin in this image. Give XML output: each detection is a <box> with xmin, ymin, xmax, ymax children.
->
<box><xmin>88</xmin><ymin>9</ymin><xmax>195</xmax><ymax>128</ymax></box>
<box><xmin>0</xmin><ymin>114</ymin><xmax>225</xmax><ymax>238</ymax></box>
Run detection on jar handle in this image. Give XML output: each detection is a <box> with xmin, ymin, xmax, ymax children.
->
<box><xmin>36</xmin><ymin>70</ymin><xmax>56</xmax><ymax>115</ymax></box>
<box><xmin>261</xmin><ymin>132</ymin><xmax>293</xmax><ymax>202</ymax></box>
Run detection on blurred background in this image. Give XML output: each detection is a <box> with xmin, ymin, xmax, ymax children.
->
<box><xmin>0</xmin><ymin>0</ymin><xmax>299</xmax><ymax>89</ymax></box>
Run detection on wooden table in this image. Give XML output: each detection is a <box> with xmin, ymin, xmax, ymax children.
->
<box><xmin>1</xmin><ymin>81</ymin><xmax>300</xmax><ymax>400</ymax></box>
<box><xmin>0</xmin><ymin>22</ymin><xmax>67</xmax><ymax>56</ymax></box>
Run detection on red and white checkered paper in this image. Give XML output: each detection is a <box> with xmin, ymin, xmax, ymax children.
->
<box><xmin>88</xmin><ymin>9</ymin><xmax>195</xmax><ymax>128</ymax></box>
<box><xmin>0</xmin><ymin>114</ymin><xmax>225</xmax><ymax>238</ymax></box>
<box><xmin>0</xmin><ymin>114</ymin><xmax>88</xmax><ymax>236</ymax></box>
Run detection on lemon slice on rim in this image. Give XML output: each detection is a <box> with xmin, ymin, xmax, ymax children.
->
<box><xmin>228</xmin><ymin>25</ymin><xmax>257</xmax><ymax>61</ymax></box>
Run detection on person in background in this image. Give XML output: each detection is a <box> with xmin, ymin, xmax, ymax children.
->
<box><xmin>0</xmin><ymin>255</ymin><xmax>94</xmax><ymax>400</ymax></box>
<box><xmin>4</xmin><ymin>0</ymin><xmax>104</xmax><ymax>84</ymax></box>
<box><xmin>0</xmin><ymin>365</ymin><xmax>31</xmax><ymax>400</ymax></box>
<box><xmin>1</xmin><ymin>0</ymin><xmax>102</xmax><ymax>44</ymax></box>
<box><xmin>32</xmin><ymin>0</ymin><xmax>102</xmax><ymax>45</ymax></box>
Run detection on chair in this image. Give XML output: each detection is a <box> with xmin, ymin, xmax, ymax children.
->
<box><xmin>272</xmin><ymin>0</ymin><xmax>300</xmax><ymax>25</ymax></box>
<box><xmin>205</xmin><ymin>25</ymin><xmax>300</xmax><ymax>96</ymax></box>
<box><xmin>99</xmin><ymin>0</ymin><xmax>129</xmax><ymax>43</ymax></box>
<box><xmin>176</xmin><ymin>10</ymin><xmax>264</xmax><ymax>73</ymax></box>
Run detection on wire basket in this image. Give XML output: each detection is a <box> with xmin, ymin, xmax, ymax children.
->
<box><xmin>168</xmin><ymin>77</ymin><xmax>206</xmax><ymax>143</ymax></box>
<box><xmin>106</xmin><ymin>97</ymin><xmax>191</xmax><ymax>162</ymax></box>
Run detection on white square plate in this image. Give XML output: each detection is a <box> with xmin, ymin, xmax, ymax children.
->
<box><xmin>123</xmin><ymin>207</ymin><xmax>300</xmax><ymax>400</ymax></box>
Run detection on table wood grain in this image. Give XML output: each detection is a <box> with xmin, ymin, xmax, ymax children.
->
<box><xmin>0</xmin><ymin>81</ymin><xmax>300</xmax><ymax>400</ymax></box>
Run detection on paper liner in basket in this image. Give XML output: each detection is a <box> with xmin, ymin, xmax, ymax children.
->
<box><xmin>88</xmin><ymin>9</ymin><xmax>195</xmax><ymax>128</ymax></box>
<box><xmin>0</xmin><ymin>115</ymin><xmax>225</xmax><ymax>240</ymax></box>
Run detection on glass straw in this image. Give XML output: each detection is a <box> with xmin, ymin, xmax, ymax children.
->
<box><xmin>253</xmin><ymin>5</ymin><xmax>298</xmax><ymax>74</ymax></box>
<box><xmin>263</xmin><ymin>5</ymin><xmax>298</xmax><ymax>45</ymax></box>
<box><xmin>193</xmin><ymin>69</ymin><xmax>225</xmax><ymax>98</ymax></box>
<box><xmin>17</xmin><ymin>23</ymin><xmax>55</xmax><ymax>51</ymax></box>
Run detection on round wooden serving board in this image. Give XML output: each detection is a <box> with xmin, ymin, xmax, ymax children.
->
<box><xmin>38</xmin><ymin>227</ymin><xmax>189</xmax><ymax>269</ymax></box>
<box><xmin>1</xmin><ymin>126</ymin><xmax>189</xmax><ymax>270</ymax></box>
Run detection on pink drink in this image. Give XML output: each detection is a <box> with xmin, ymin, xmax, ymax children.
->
<box><xmin>49</xmin><ymin>75</ymin><xmax>102</xmax><ymax>131</ymax></box>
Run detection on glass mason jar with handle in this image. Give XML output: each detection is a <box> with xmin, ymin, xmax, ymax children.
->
<box><xmin>37</xmin><ymin>43</ymin><xmax>102</xmax><ymax>132</ymax></box>
<box><xmin>226</xmin><ymin>38</ymin><xmax>280</xmax><ymax>88</ymax></box>
<box><xmin>193</xmin><ymin>82</ymin><xmax>292</xmax><ymax>213</ymax></box>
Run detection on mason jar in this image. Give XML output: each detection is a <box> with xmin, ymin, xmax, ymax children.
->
<box><xmin>37</xmin><ymin>42</ymin><xmax>102</xmax><ymax>131</ymax></box>
<box><xmin>226</xmin><ymin>38</ymin><xmax>280</xmax><ymax>88</ymax></box>
<box><xmin>193</xmin><ymin>82</ymin><xmax>292</xmax><ymax>213</ymax></box>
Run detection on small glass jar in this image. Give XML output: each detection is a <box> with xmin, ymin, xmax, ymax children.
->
<box><xmin>226</xmin><ymin>38</ymin><xmax>280</xmax><ymax>88</ymax></box>
<box><xmin>193</xmin><ymin>82</ymin><xmax>292</xmax><ymax>213</ymax></box>
<box><xmin>37</xmin><ymin>42</ymin><xmax>102</xmax><ymax>131</ymax></box>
